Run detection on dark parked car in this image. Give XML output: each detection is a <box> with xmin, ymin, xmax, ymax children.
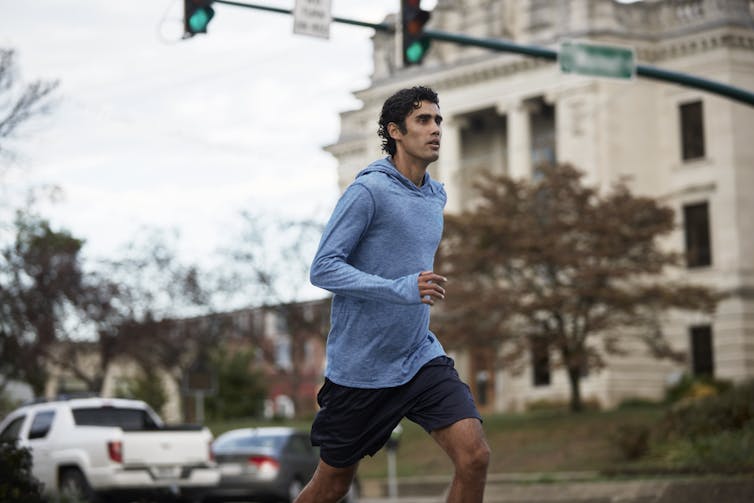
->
<box><xmin>205</xmin><ymin>427</ymin><xmax>358</xmax><ymax>503</ymax></box>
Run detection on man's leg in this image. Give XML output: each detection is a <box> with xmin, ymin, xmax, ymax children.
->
<box><xmin>431</xmin><ymin>417</ymin><xmax>490</xmax><ymax>503</ymax></box>
<box><xmin>293</xmin><ymin>459</ymin><xmax>358</xmax><ymax>503</ymax></box>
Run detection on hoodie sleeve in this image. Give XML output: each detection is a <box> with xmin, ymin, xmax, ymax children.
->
<box><xmin>310</xmin><ymin>183</ymin><xmax>421</xmax><ymax>304</ymax></box>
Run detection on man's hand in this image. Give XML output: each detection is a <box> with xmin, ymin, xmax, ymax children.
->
<box><xmin>418</xmin><ymin>271</ymin><xmax>447</xmax><ymax>305</ymax></box>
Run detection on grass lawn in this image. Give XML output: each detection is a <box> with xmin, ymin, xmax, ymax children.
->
<box><xmin>360</xmin><ymin>406</ymin><xmax>664</xmax><ymax>479</ymax></box>
<box><xmin>206</xmin><ymin>405</ymin><xmax>665</xmax><ymax>480</ymax></box>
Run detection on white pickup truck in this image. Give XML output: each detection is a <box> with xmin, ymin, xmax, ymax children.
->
<box><xmin>0</xmin><ymin>396</ymin><xmax>220</xmax><ymax>502</ymax></box>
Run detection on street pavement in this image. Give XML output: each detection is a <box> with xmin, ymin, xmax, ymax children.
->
<box><xmin>359</xmin><ymin>473</ymin><xmax>754</xmax><ymax>503</ymax></box>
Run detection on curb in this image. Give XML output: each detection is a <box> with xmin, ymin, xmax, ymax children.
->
<box><xmin>360</xmin><ymin>473</ymin><xmax>754</xmax><ymax>503</ymax></box>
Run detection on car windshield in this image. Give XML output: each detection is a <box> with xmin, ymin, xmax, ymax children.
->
<box><xmin>214</xmin><ymin>432</ymin><xmax>288</xmax><ymax>452</ymax></box>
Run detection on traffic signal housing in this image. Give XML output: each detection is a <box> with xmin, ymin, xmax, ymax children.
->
<box><xmin>184</xmin><ymin>0</ymin><xmax>215</xmax><ymax>37</ymax></box>
<box><xmin>401</xmin><ymin>0</ymin><xmax>431</xmax><ymax>66</ymax></box>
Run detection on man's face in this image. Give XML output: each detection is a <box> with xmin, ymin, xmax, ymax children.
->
<box><xmin>393</xmin><ymin>100</ymin><xmax>442</xmax><ymax>163</ymax></box>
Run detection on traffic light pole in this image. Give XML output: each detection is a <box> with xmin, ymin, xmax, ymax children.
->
<box><xmin>213</xmin><ymin>0</ymin><xmax>393</xmax><ymax>31</ymax></box>
<box><xmin>210</xmin><ymin>1</ymin><xmax>754</xmax><ymax>107</ymax></box>
<box><xmin>423</xmin><ymin>28</ymin><xmax>754</xmax><ymax>108</ymax></box>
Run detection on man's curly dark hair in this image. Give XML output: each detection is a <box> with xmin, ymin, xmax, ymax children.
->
<box><xmin>378</xmin><ymin>86</ymin><xmax>439</xmax><ymax>156</ymax></box>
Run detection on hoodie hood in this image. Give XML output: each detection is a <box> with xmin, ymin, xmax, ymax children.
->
<box><xmin>355</xmin><ymin>157</ymin><xmax>438</xmax><ymax>195</ymax></box>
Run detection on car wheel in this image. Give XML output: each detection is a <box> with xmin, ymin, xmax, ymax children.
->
<box><xmin>59</xmin><ymin>468</ymin><xmax>98</xmax><ymax>503</ymax></box>
<box><xmin>286</xmin><ymin>478</ymin><xmax>305</xmax><ymax>502</ymax></box>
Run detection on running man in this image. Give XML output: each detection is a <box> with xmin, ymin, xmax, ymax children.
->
<box><xmin>298</xmin><ymin>86</ymin><xmax>489</xmax><ymax>503</ymax></box>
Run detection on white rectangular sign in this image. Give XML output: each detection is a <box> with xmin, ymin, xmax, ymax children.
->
<box><xmin>293</xmin><ymin>0</ymin><xmax>332</xmax><ymax>40</ymax></box>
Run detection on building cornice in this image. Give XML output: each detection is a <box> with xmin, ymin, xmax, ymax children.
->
<box><xmin>324</xmin><ymin>136</ymin><xmax>367</xmax><ymax>157</ymax></box>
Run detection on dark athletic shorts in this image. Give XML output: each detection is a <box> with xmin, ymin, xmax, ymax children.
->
<box><xmin>310</xmin><ymin>356</ymin><xmax>482</xmax><ymax>468</ymax></box>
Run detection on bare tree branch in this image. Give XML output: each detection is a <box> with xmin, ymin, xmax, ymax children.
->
<box><xmin>0</xmin><ymin>49</ymin><xmax>59</xmax><ymax>157</ymax></box>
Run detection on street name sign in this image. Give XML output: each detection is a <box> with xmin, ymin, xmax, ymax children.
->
<box><xmin>293</xmin><ymin>0</ymin><xmax>332</xmax><ymax>39</ymax></box>
<box><xmin>559</xmin><ymin>41</ymin><xmax>635</xmax><ymax>80</ymax></box>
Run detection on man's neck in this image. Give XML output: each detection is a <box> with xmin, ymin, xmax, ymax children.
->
<box><xmin>391</xmin><ymin>155</ymin><xmax>427</xmax><ymax>187</ymax></box>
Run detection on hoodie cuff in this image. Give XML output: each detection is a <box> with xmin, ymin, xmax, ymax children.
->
<box><xmin>396</xmin><ymin>272</ymin><xmax>422</xmax><ymax>304</ymax></box>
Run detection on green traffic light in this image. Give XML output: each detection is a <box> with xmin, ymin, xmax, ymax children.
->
<box><xmin>405</xmin><ymin>40</ymin><xmax>429</xmax><ymax>64</ymax></box>
<box><xmin>189</xmin><ymin>7</ymin><xmax>214</xmax><ymax>33</ymax></box>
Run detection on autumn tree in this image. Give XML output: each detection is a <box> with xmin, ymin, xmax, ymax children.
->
<box><xmin>436</xmin><ymin>163</ymin><xmax>720</xmax><ymax>412</ymax></box>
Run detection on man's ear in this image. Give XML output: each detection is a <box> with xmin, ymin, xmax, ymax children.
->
<box><xmin>387</xmin><ymin>122</ymin><xmax>402</xmax><ymax>141</ymax></box>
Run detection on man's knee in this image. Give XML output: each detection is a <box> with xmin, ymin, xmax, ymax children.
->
<box><xmin>296</xmin><ymin>461</ymin><xmax>356</xmax><ymax>503</ymax></box>
<box><xmin>296</xmin><ymin>480</ymin><xmax>351</xmax><ymax>503</ymax></box>
<box><xmin>474</xmin><ymin>440</ymin><xmax>491</xmax><ymax>470</ymax></box>
<box><xmin>328</xmin><ymin>476</ymin><xmax>353</xmax><ymax>500</ymax></box>
<box><xmin>459</xmin><ymin>439</ymin><xmax>490</xmax><ymax>476</ymax></box>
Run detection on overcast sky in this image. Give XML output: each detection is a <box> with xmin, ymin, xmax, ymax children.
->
<box><xmin>1</xmin><ymin>0</ymin><xmax>407</xmax><ymax>265</ymax></box>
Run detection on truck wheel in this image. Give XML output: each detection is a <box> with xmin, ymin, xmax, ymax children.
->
<box><xmin>59</xmin><ymin>468</ymin><xmax>98</xmax><ymax>503</ymax></box>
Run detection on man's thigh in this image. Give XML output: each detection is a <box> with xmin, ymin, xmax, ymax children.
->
<box><xmin>405</xmin><ymin>356</ymin><xmax>482</xmax><ymax>433</ymax></box>
<box><xmin>311</xmin><ymin>379</ymin><xmax>403</xmax><ymax>467</ymax></box>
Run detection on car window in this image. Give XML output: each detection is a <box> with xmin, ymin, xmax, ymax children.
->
<box><xmin>0</xmin><ymin>416</ymin><xmax>26</xmax><ymax>442</ymax></box>
<box><xmin>215</xmin><ymin>433</ymin><xmax>287</xmax><ymax>452</ymax></box>
<box><xmin>287</xmin><ymin>435</ymin><xmax>312</xmax><ymax>455</ymax></box>
<box><xmin>28</xmin><ymin>410</ymin><xmax>55</xmax><ymax>440</ymax></box>
<box><xmin>72</xmin><ymin>407</ymin><xmax>159</xmax><ymax>430</ymax></box>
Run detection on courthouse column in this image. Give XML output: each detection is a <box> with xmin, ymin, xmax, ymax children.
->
<box><xmin>437</xmin><ymin>116</ymin><xmax>464</xmax><ymax>214</ymax></box>
<box><xmin>499</xmin><ymin>100</ymin><xmax>531</xmax><ymax>180</ymax></box>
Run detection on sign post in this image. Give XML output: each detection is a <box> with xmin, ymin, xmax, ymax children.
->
<box><xmin>386</xmin><ymin>424</ymin><xmax>403</xmax><ymax>499</ymax></box>
<box><xmin>559</xmin><ymin>40</ymin><xmax>635</xmax><ymax>80</ymax></box>
<box><xmin>183</xmin><ymin>359</ymin><xmax>217</xmax><ymax>424</ymax></box>
<box><xmin>293</xmin><ymin>0</ymin><xmax>332</xmax><ymax>39</ymax></box>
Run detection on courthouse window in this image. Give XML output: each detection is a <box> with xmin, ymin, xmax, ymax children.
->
<box><xmin>530</xmin><ymin>99</ymin><xmax>556</xmax><ymax>179</ymax></box>
<box><xmin>683</xmin><ymin>202</ymin><xmax>712</xmax><ymax>268</ymax></box>
<box><xmin>689</xmin><ymin>325</ymin><xmax>714</xmax><ymax>377</ymax></box>
<box><xmin>679</xmin><ymin>100</ymin><xmax>705</xmax><ymax>161</ymax></box>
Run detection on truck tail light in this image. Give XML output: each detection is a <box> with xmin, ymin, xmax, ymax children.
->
<box><xmin>107</xmin><ymin>440</ymin><xmax>123</xmax><ymax>463</ymax></box>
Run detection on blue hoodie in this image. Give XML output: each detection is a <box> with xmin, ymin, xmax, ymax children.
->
<box><xmin>310</xmin><ymin>157</ymin><xmax>447</xmax><ymax>388</ymax></box>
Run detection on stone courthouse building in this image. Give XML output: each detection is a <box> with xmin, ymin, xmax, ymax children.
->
<box><xmin>325</xmin><ymin>0</ymin><xmax>754</xmax><ymax>411</ymax></box>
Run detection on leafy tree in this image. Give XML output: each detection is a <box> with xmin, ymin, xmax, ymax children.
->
<box><xmin>0</xmin><ymin>48</ymin><xmax>68</xmax><ymax>399</ymax></box>
<box><xmin>0</xmin><ymin>220</ymin><xmax>215</xmax><ymax>402</ymax></box>
<box><xmin>0</xmin><ymin>441</ymin><xmax>45</xmax><ymax>503</ymax></box>
<box><xmin>204</xmin><ymin>346</ymin><xmax>266</xmax><ymax>421</ymax></box>
<box><xmin>115</xmin><ymin>368</ymin><xmax>168</xmax><ymax>415</ymax></box>
<box><xmin>0</xmin><ymin>213</ymin><xmax>87</xmax><ymax>394</ymax></box>
<box><xmin>436</xmin><ymin>163</ymin><xmax>720</xmax><ymax>412</ymax></box>
<box><xmin>0</xmin><ymin>211</ymin><xmax>139</xmax><ymax>397</ymax></box>
<box><xmin>0</xmin><ymin>50</ymin><xmax>218</xmax><ymax>404</ymax></box>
